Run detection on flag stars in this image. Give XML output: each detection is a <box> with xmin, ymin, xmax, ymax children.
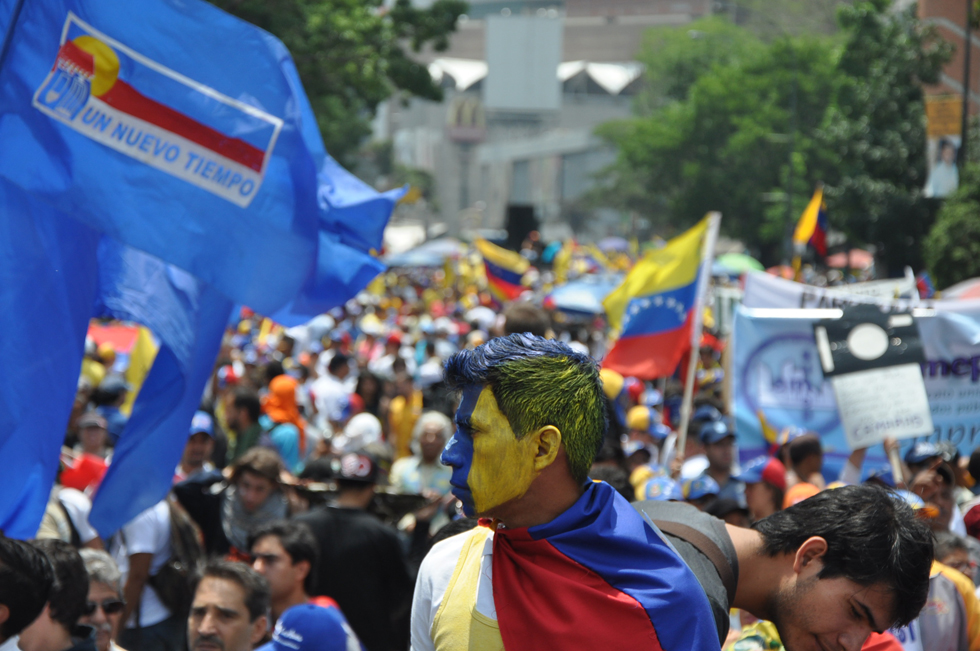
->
<box><xmin>653</xmin><ymin>296</ymin><xmax>663</xmax><ymax>306</ymax></box>
<box><xmin>666</xmin><ymin>297</ymin><xmax>676</xmax><ymax>308</ymax></box>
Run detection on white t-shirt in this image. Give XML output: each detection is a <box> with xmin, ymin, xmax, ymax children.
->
<box><xmin>111</xmin><ymin>500</ymin><xmax>172</xmax><ymax>628</ymax></box>
<box><xmin>311</xmin><ymin>373</ymin><xmax>351</xmax><ymax>430</ymax></box>
<box><xmin>410</xmin><ymin>529</ymin><xmax>496</xmax><ymax>651</ymax></box>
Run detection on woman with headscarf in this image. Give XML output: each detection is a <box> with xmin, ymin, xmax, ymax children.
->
<box><xmin>261</xmin><ymin>374</ymin><xmax>307</xmax><ymax>474</ymax></box>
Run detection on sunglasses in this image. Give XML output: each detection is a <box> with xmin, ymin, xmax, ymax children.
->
<box><xmin>82</xmin><ymin>599</ymin><xmax>125</xmax><ymax>616</ymax></box>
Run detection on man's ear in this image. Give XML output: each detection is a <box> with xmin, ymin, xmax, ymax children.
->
<box><xmin>531</xmin><ymin>425</ymin><xmax>562</xmax><ymax>472</ymax></box>
<box><xmin>294</xmin><ymin>559</ymin><xmax>311</xmax><ymax>586</ymax></box>
<box><xmin>0</xmin><ymin>603</ymin><xmax>9</xmax><ymax>632</ymax></box>
<box><xmin>250</xmin><ymin>614</ymin><xmax>269</xmax><ymax>646</ymax></box>
<box><xmin>792</xmin><ymin>536</ymin><xmax>829</xmax><ymax>577</ymax></box>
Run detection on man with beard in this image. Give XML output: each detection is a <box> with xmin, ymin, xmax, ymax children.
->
<box><xmin>187</xmin><ymin>560</ymin><xmax>269</xmax><ymax>651</ymax></box>
<box><xmin>77</xmin><ymin>550</ymin><xmax>126</xmax><ymax>651</ymax></box>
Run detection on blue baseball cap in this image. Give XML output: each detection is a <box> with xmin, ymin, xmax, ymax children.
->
<box><xmin>189</xmin><ymin>411</ymin><xmax>214</xmax><ymax>437</ymax></box>
<box><xmin>692</xmin><ymin>405</ymin><xmax>723</xmax><ymax>423</ymax></box>
<box><xmin>699</xmin><ymin>419</ymin><xmax>734</xmax><ymax>445</ymax></box>
<box><xmin>737</xmin><ymin>455</ymin><xmax>787</xmax><ymax>490</ymax></box>
<box><xmin>258</xmin><ymin>604</ymin><xmax>353</xmax><ymax>651</ymax></box>
<box><xmin>641</xmin><ymin>476</ymin><xmax>684</xmax><ymax>502</ymax></box>
<box><xmin>684</xmin><ymin>475</ymin><xmax>720</xmax><ymax>501</ymax></box>
<box><xmin>905</xmin><ymin>442</ymin><xmax>941</xmax><ymax>466</ymax></box>
<box><xmin>863</xmin><ymin>465</ymin><xmax>895</xmax><ymax>488</ymax></box>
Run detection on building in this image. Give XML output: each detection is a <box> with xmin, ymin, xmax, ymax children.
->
<box><xmin>378</xmin><ymin>0</ymin><xmax>710</xmax><ymax>242</ymax></box>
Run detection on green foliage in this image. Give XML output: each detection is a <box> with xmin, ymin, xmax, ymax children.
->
<box><xmin>597</xmin><ymin>31</ymin><xmax>838</xmax><ymax>260</ymax></box>
<box><xmin>924</xmin><ymin>163</ymin><xmax>980</xmax><ymax>288</ymax></box>
<box><xmin>208</xmin><ymin>0</ymin><xmax>465</xmax><ymax>165</ymax></box>
<box><xmin>816</xmin><ymin>0</ymin><xmax>952</xmax><ymax>272</ymax></box>
<box><xmin>595</xmin><ymin>1</ymin><xmax>953</xmax><ymax>268</ymax></box>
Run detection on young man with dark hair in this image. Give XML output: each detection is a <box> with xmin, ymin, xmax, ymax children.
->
<box><xmin>635</xmin><ymin>484</ymin><xmax>934</xmax><ymax>648</ymax></box>
<box><xmin>226</xmin><ymin>388</ymin><xmax>263</xmax><ymax>462</ymax></box>
<box><xmin>412</xmin><ymin>334</ymin><xmax>717</xmax><ymax>651</ymax></box>
<box><xmin>188</xmin><ymin>560</ymin><xmax>269</xmax><ymax>651</ymax></box>
<box><xmin>248</xmin><ymin>521</ymin><xmax>362</xmax><ymax>649</ymax></box>
<box><xmin>19</xmin><ymin>539</ymin><xmax>96</xmax><ymax>651</ymax></box>
<box><xmin>787</xmin><ymin>434</ymin><xmax>825</xmax><ymax>489</ymax></box>
<box><xmin>0</xmin><ymin>535</ymin><xmax>55</xmax><ymax>651</ymax></box>
<box><xmin>501</xmin><ymin>302</ymin><xmax>551</xmax><ymax>338</ymax></box>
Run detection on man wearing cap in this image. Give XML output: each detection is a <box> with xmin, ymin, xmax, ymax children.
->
<box><xmin>696</xmin><ymin>418</ymin><xmax>744</xmax><ymax>505</ymax></box>
<box><xmin>247</xmin><ymin>521</ymin><xmax>362</xmax><ymax>649</ymax></box>
<box><xmin>93</xmin><ymin>377</ymin><xmax>129</xmax><ymax>444</ymax></box>
<box><xmin>174</xmin><ymin>411</ymin><xmax>216</xmax><ymax>483</ymax></box>
<box><xmin>738</xmin><ymin>456</ymin><xmax>787</xmax><ymax>522</ymax></box>
<box><xmin>413</xmin><ymin>334</ymin><xmax>718</xmax><ymax>651</ymax></box>
<box><xmin>295</xmin><ymin>452</ymin><xmax>414</xmax><ymax>651</ymax></box>
<box><xmin>683</xmin><ymin>475</ymin><xmax>720</xmax><ymax>511</ymax></box>
<box><xmin>74</xmin><ymin>412</ymin><xmax>110</xmax><ymax>460</ymax></box>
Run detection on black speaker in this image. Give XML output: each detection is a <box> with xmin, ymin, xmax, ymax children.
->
<box><xmin>505</xmin><ymin>204</ymin><xmax>538</xmax><ymax>251</ymax></box>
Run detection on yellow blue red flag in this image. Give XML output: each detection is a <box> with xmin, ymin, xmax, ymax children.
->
<box><xmin>475</xmin><ymin>238</ymin><xmax>529</xmax><ymax>302</ymax></box>
<box><xmin>602</xmin><ymin>216</ymin><xmax>712</xmax><ymax>379</ymax></box>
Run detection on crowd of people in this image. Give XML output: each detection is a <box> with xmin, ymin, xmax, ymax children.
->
<box><xmin>4</xmin><ymin>261</ymin><xmax>979</xmax><ymax>651</ymax></box>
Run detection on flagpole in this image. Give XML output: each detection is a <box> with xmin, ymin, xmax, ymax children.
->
<box><xmin>673</xmin><ymin>212</ymin><xmax>721</xmax><ymax>477</ymax></box>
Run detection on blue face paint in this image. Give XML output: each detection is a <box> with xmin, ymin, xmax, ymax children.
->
<box><xmin>442</xmin><ymin>385</ymin><xmax>482</xmax><ymax>516</ymax></box>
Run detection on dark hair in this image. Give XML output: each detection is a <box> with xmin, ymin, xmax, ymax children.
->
<box><xmin>248</xmin><ymin>521</ymin><xmax>318</xmax><ymax>595</ymax></box>
<box><xmin>969</xmin><ymin>447</ymin><xmax>980</xmax><ymax>483</ymax></box>
<box><xmin>328</xmin><ymin>353</ymin><xmax>349</xmax><ymax>375</ymax></box>
<box><xmin>788</xmin><ymin>436</ymin><xmax>822</xmax><ymax>467</ymax></box>
<box><xmin>444</xmin><ymin>333</ymin><xmax>605</xmax><ymax>483</ymax></box>
<box><xmin>196</xmin><ymin>560</ymin><xmax>269</xmax><ymax>622</ymax></box>
<box><xmin>0</xmin><ymin>536</ymin><xmax>54</xmax><ymax>639</ymax></box>
<box><xmin>264</xmin><ymin>361</ymin><xmax>284</xmax><ymax>384</ymax></box>
<box><xmin>233</xmin><ymin>388</ymin><xmax>262</xmax><ymax>424</ymax></box>
<box><xmin>753</xmin><ymin>484</ymin><xmax>933</xmax><ymax>626</ymax></box>
<box><xmin>231</xmin><ymin>447</ymin><xmax>283</xmax><ymax>487</ymax></box>
<box><xmin>31</xmin><ymin>539</ymin><xmax>88</xmax><ymax>631</ymax></box>
<box><xmin>593</xmin><ymin>442</ymin><xmax>627</xmax><ymax>471</ymax></box>
<box><xmin>933</xmin><ymin>530</ymin><xmax>969</xmax><ymax>562</ymax></box>
<box><xmin>589</xmin><ymin>466</ymin><xmax>633</xmax><ymax>502</ymax></box>
<box><xmin>502</xmin><ymin>303</ymin><xmax>551</xmax><ymax>338</ymax></box>
<box><xmin>429</xmin><ymin>518</ymin><xmax>479</xmax><ymax>546</ymax></box>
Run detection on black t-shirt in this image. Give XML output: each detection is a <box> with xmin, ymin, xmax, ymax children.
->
<box><xmin>294</xmin><ymin>505</ymin><xmax>414</xmax><ymax>651</ymax></box>
<box><xmin>633</xmin><ymin>500</ymin><xmax>739</xmax><ymax>644</ymax></box>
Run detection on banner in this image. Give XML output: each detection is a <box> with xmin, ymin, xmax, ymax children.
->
<box><xmin>733</xmin><ymin>304</ymin><xmax>980</xmax><ymax>477</ymax></box>
<box><xmin>742</xmin><ymin>270</ymin><xmax>921</xmax><ymax>311</ymax></box>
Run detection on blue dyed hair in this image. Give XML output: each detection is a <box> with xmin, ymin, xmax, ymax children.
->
<box><xmin>444</xmin><ymin>333</ymin><xmax>606</xmax><ymax>482</ymax></box>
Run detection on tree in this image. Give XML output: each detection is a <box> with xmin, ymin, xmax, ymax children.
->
<box><xmin>595</xmin><ymin>29</ymin><xmax>839</xmax><ymax>260</ymax></box>
<box><xmin>922</xmin><ymin>163</ymin><xmax>980</xmax><ymax>288</ymax></box>
<box><xmin>815</xmin><ymin>0</ymin><xmax>951</xmax><ymax>274</ymax></box>
<box><xmin>208</xmin><ymin>0</ymin><xmax>466</xmax><ymax>165</ymax></box>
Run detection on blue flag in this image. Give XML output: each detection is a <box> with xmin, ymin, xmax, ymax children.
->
<box><xmin>0</xmin><ymin>0</ymin><xmax>398</xmax><ymax>537</ymax></box>
<box><xmin>88</xmin><ymin>239</ymin><xmax>232</xmax><ymax>536</ymax></box>
<box><xmin>0</xmin><ymin>0</ymin><xmax>320</xmax><ymax>314</ymax></box>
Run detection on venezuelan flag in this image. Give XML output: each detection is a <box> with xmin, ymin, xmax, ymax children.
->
<box><xmin>793</xmin><ymin>186</ymin><xmax>828</xmax><ymax>257</ymax></box>
<box><xmin>475</xmin><ymin>238</ymin><xmax>529</xmax><ymax>302</ymax></box>
<box><xmin>602</xmin><ymin>216</ymin><xmax>711</xmax><ymax>379</ymax></box>
<box><xmin>492</xmin><ymin>481</ymin><xmax>718</xmax><ymax>650</ymax></box>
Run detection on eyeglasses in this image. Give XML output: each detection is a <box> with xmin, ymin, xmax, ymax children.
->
<box><xmin>946</xmin><ymin>559</ymin><xmax>978</xmax><ymax>576</ymax></box>
<box><xmin>82</xmin><ymin>599</ymin><xmax>125</xmax><ymax>616</ymax></box>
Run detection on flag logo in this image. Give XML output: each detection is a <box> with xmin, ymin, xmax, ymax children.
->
<box><xmin>33</xmin><ymin>13</ymin><xmax>283</xmax><ymax>207</ymax></box>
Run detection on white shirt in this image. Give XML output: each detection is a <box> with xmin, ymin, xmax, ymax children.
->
<box><xmin>0</xmin><ymin>635</ymin><xmax>18</xmax><ymax>651</ymax></box>
<box><xmin>310</xmin><ymin>373</ymin><xmax>350</xmax><ymax>430</ymax></box>
<box><xmin>111</xmin><ymin>500</ymin><xmax>172</xmax><ymax>628</ymax></box>
<box><xmin>410</xmin><ymin>529</ymin><xmax>496</xmax><ymax>651</ymax></box>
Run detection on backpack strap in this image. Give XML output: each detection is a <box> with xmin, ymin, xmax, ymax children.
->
<box><xmin>652</xmin><ymin>519</ymin><xmax>737</xmax><ymax>608</ymax></box>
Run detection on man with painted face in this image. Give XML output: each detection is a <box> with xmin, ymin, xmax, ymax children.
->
<box><xmin>411</xmin><ymin>334</ymin><xmax>719</xmax><ymax>651</ymax></box>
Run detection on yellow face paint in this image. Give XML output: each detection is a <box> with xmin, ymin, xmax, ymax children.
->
<box><xmin>467</xmin><ymin>388</ymin><xmax>540</xmax><ymax>513</ymax></box>
<box><xmin>443</xmin><ymin>386</ymin><xmax>546</xmax><ymax>516</ymax></box>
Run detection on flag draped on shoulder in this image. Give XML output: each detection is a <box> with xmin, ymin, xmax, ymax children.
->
<box><xmin>602</xmin><ymin>216</ymin><xmax>714</xmax><ymax>379</ymax></box>
<box><xmin>0</xmin><ymin>0</ymin><xmax>400</xmax><ymax>536</ymax></box>
<box><xmin>475</xmin><ymin>238</ymin><xmax>528</xmax><ymax>302</ymax></box>
<box><xmin>492</xmin><ymin>481</ymin><xmax>718</xmax><ymax>651</ymax></box>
